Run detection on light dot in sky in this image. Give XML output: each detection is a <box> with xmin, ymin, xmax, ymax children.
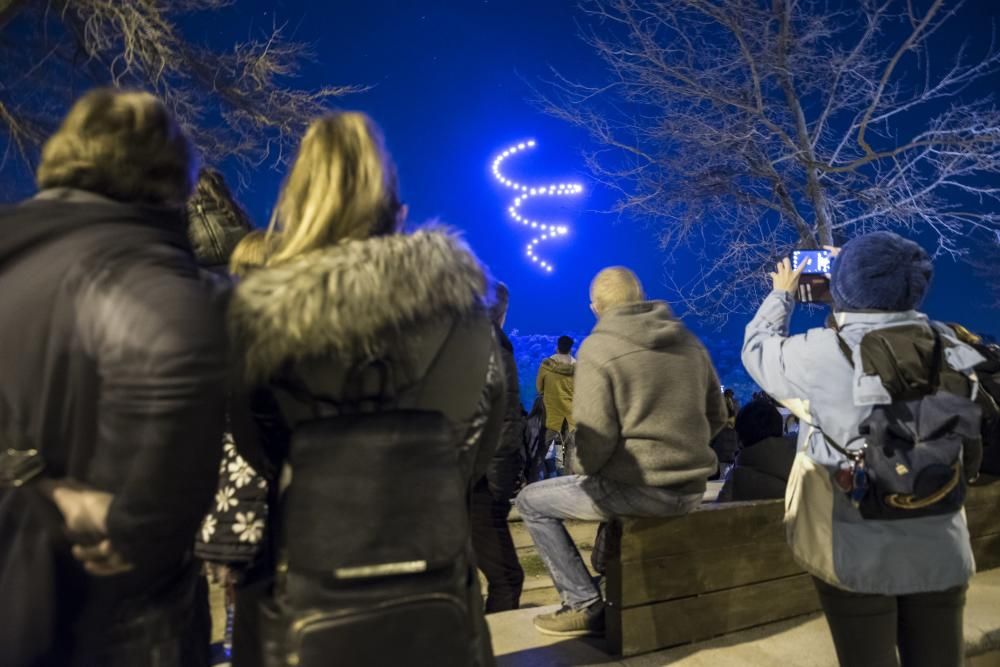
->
<box><xmin>491</xmin><ymin>138</ymin><xmax>583</xmax><ymax>274</ymax></box>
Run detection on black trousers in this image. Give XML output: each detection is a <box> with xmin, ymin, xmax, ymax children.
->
<box><xmin>813</xmin><ymin>577</ymin><xmax>966</xmax><ymax>667</ymax></box>
<box><xmin>72</xmin><ymin>563</ymin><xmax>211</xmax><ymax>667</ymax></box>
<box><xmin>469</xmin><ymin>478</ymin><xmax>524</xmax><ymax>613</ymax></box>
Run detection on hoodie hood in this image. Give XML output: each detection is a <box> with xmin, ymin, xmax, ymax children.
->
<box><xmin>541</xmin><ymin>355</ymin><xmax>575</xmax><ymax>376</ymax></box>
<box><xmin>592</xmin><ymin>301</ymin><xmax>685</xmax><ymax>350</ymax></box>
<box><xmin>230</xmin><ymin>228</ymin><xmax>489</xmax><ymax>381</ymax></box>
<box><xmin>0</xmin><ymin>188</ymin><xmax>190</xmax><ymax>269</ymax></box>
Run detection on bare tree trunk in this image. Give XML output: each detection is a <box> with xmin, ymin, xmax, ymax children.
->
<box><xmin>774</xmin><ymin>0</ymin><xmax>831</xmax><ymax>247</ymax></box>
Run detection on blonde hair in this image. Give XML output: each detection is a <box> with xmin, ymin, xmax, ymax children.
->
<box><xmin>590</xmin><ymin>266</ymin><xmax>645</xmax><ymax>315</ymax></box>
<box><xmin>268</xmin><ymin>112</ymin><xmax>401</xmax><ymax>264</ymax></box>
<box><xmin>37</xmin><ymin>88</ymin><xmax>195</xmax><ymax>205</ymax></box>
<box><xmin>229</xmin><ymin>230</ymin><xmax>272</xmax><ymax>277</ymax></box>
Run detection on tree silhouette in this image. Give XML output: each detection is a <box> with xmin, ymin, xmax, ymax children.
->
<box><xmin>0</xmin><ymin>0</ymin><xmax>361</xmax><ymax>188</ymax></box>
<box><xmin>538</xmin><ymin>0</ymin><xmax>1000</xmax><ymax>320</ymax></box>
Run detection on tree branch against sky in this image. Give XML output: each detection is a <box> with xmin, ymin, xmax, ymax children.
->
<box><xmin>537</xmin><ymin>0</ymin><xmax>1000</xmax><ymax>321</ymax></box>
<box><xmin>0</xmin><ymin>0</ymin><xmax>361</xmax><ymax>187</ymax></box>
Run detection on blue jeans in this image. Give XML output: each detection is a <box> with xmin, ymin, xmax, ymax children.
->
<box><xmin>515</xmin><ymin>475</ymin><xmax>702</xmax><ymax>610</ymax></box>
<box><xmin>544</xmin><ymin>430</ymin><xmax>565</xmax><ymax>478</ymax></box>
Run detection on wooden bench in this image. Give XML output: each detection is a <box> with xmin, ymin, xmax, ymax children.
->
<box><xmin>604</xmin><ymin>480</ymin><xmax>1000</xmax><ymax>657</ymax></box>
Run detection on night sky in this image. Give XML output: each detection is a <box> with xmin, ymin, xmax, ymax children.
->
<box><xmin>214</xmin><ymin>1</ymin><xmax>996</xmax><ymax>338</ymax></box>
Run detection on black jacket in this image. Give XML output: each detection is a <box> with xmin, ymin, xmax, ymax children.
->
<box><xmin>228</xmin><ymin>229</ymin><xmax>503</xmax><ymax>667</ymax></box>
<box><xmin>485</xmin><ymin>325</ymin><xmax>525</xmax><ymax>500</ymax></box>
<box><xmin>186</xmin><ymin>195</ymin><xmax>252</xmax><ymax>272</ymax></box>
<box><xmin>717</xmin><ymin>436</ymin><xmax>796</xmax><ymax>502</ymax></box>
<box><xmin>971</xmin><ymin>342</ymin><xmax>1000</xmax><ymax>475</ymax></box>
<box><xmin>0</xmin><ymin>189</ymin><xmax>228</xmax><ymax>660</ymax></box>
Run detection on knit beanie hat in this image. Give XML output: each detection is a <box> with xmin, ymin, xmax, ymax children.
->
<box><xmin>830</xmin><ymin>231</ymin><xmax>933</xmax><ymax>312</ymax></box>
<box><xmin>735</xmin><ymin>400</ymin><xmax>784</xmax><ymax>448</ymax></box>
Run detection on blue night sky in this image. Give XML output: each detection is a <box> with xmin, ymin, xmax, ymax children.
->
<box><xmin>213</xmin><ymin>1</ymin><xmax>996</xmax><ymax>339</ymax></box>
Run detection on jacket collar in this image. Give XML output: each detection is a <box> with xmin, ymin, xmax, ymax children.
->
<box><xmin>834</xmin><ymin>309</ymin><xmax>926</xmax><ymax>328</ymax></box>
<box><xmin>230</xmin><ymin>227</ymin><xmax>489</xmax><ymax>381</ymax></box>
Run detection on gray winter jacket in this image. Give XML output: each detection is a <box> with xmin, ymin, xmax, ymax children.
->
<box><xmin>570</xmin><ymin>301</ymin><xmax>726</xmax><ymax>492</ymax></box>
<box><xmin>743</xmin><ymin>289</ymin><xmax>983</xmax><ymax>595</ymax></box>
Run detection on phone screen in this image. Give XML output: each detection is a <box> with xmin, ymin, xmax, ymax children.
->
<box><xmin>792</xmin><ymin>249</ymin><xmax>834</xmax><ymax>275</ymax></box>
<box><xmin>790</xmin><ymin>249</ymin><xmax>834</xmax><ymax>303</ymax></box>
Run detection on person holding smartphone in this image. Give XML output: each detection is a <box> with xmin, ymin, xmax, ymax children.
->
<box><xmin>741</xmin><ymin>232</ymin><xmax>985</xmax><ymax>667</ymax></box>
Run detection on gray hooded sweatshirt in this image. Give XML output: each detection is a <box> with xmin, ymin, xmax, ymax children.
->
<box><xmin>570</xmin><ymin>301</ymin><xmax>727</xmax><ymax>492</ymax></box>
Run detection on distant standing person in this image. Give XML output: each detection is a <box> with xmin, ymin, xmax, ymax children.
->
<box><xmin>470</xmin><ymin>281</ymin><xmax>526</xmax><ymax>613</ymax></box>
<box><xmin>536</xmin><ymin>335</ymin><xmax>576</xmax><ymax>475</ymax></box>
<box><xmin>709</xmin><ymin>389</ymin><xmax>741</xmax><ymax>479</ymax></box>
<box><xmin>517</xmin><ymin>267</ymin><xmax>726</xmax><ymax>638</ymax></box>
<box><xmin>723</xmin><ymin>388</ymin><xmax>739</xmax><ymax>427</ymax></box>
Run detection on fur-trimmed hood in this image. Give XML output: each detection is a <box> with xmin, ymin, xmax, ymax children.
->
<box><xmin>230</xmin><ymin>228</ymin><xmax>490</xmax><ymax>381</ymax></box>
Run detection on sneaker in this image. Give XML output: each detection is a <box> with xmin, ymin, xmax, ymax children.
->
<box><xmin>532</xmin><ymin>600</ymin><xmax>605</xmax><ymax>637</ymax></box>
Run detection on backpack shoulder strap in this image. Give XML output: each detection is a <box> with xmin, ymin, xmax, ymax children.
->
<box><xmin>836</xmin><ymin>334</ymin><xmax>853</xmax><ymax>366</ymax></box>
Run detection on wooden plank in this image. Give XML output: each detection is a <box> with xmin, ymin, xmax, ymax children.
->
<box><xmin>610</xmin><ymin>539</ymin><xmax>804</xmax><ymax>608</ymax></box>
<box><xmin>967</xmin><ymin>480</ymin><xmax>1000</xmax><ymax>505</ymax></box>
<box><xmin>967</xmin><ymin>505</ymin><xmax>1000</xmax><ymax>540</ymax></box>
<box><xmin>973</xmin><ymin>533</ymin><xmax>1000</xmax><ymax>572</ymax></box>
<box><xmin>618</xmin><ymin>500</ymin><xmax>785</xmax><ymax>560</ymax></box>
<box><xmin>613</xmin><ymin>483</ymin><xmax>997</xmax><ymax>563</ymax></box>
<box><xmin>608</xmin><ymin>573</ymin><xmax>821</xmax><ymax>657</ymax></box>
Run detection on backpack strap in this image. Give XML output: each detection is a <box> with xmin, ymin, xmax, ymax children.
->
<box><xmin>837</xmin><ymin>326</ymin><xmax>945</xmax><ymax>385</ymax></box>
<box><xmin>927</xmin><ymin>330</ymin><xmax>945</xmax><ymax>392</ymax></box>
<box><xmin>836</xmin><ymin>334</ymin><xmax>853</xmax><ymax>365</ymax></box>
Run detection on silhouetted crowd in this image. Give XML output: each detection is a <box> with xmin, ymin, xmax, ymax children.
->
<box><xmin>1</xmin><ymin>89</ymin><xmax>998</xmax><ymax>667</ymax></box>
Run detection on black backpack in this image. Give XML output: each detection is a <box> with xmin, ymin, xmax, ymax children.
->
<box><xmin>970</xmin><ymin>342</ymin><xmax>1000</xmax><ymax>475</ymax></box>
<box><xmin>520</xmin><ymin>395</ymin><xmax>549</xmax><ymax>486</ymax></box>
<box><xmin>258</xmin><ymin>410</ymin><xmax>477</xmax><ymax>667</ymax></box>
<box><xmin>257</xmin><ymin>320</ymin><xmax>493</xmax><ymax>667</ymax></box>
<box><xmin>825</xmin><ymin>325</ymin><xmax>982</xmax><ymax>520</ymax></box>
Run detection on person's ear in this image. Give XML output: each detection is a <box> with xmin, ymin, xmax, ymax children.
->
<box><xmin>590</xmin><ymin>303</ymin><xmax>600</xmax><ymax>318</ymax></box>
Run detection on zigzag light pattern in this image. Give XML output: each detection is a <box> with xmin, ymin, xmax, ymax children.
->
<box><xmin>491</xmin><ymin>139</ymin><xmax>583</xmax><ymax>273</ymax></box>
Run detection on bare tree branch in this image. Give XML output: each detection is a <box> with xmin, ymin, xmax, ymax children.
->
<box><xmin>537</xmin><ymin>0</ymin><xmax>1000</xmax><ymax>323</ymax></box>
<box><xmin>0</xmin><ymin>0</ymin><xmax>361</xmax><ymax>187</ymax></box>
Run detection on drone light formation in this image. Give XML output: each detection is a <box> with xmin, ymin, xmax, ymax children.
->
<box><xmin>491</xmin><ymin>140</ymin><xmax>583</xmax><ymax>273</ymax></box>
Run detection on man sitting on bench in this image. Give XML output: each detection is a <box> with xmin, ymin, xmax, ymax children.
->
<box><xmin>516</xmin><ymin>266</ymin><xmax>727</xmax><ymax>637</ymax></box>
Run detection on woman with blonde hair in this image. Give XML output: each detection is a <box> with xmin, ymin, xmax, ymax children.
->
<box><xmin>229</xmin><ymin>230</ymin><xmax>272</xmax><ymax>277</ymax></box>
<box><xmin>229</xmin><ymin>112</ymin><xmax>503</xmax><ymax>667</ymax></box>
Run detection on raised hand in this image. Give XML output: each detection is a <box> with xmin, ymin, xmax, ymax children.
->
<box><xmin>772</xmin><ymin>257</ymin><xmax>808</xmax><ymax>293</ymax></box>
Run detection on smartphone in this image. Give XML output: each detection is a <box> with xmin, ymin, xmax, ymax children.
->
<box><xmin>792</xmin><ymin>249</ymin><xmax>834</xmax><ymax>275</ymax></box>
<box><xmin>791</xmin><ymin>249</ymin><xmax>834</xmax><ymax>303</ymax></box>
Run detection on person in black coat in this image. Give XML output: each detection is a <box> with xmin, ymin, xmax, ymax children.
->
<box><xmin>470</xmin><ymin>282</ymin><xmax>526</xmax><ymax>613</ymax></box>
<box><xmin>717</xmin><ymin>400</ymin><xmax>796</xmax><ymax>502</ymax></box>
<box><xmin>228</xmin><ymin>112</ymin><xmax>504</xmax><ymax>667</ymax></box>
<box><xmin>0</xmin><ymin>89</ymin><xmax>228</xmax><ymax>666</ymax></box>
<box><xmin>187</xmin><ymin>174</ymin><xmax>269</xmax><ymax>663</ymax></box>
<box><xmin>186</xmin><ymin>168</ymin><xmax>254</xmax><ymax>275</ymax></box>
